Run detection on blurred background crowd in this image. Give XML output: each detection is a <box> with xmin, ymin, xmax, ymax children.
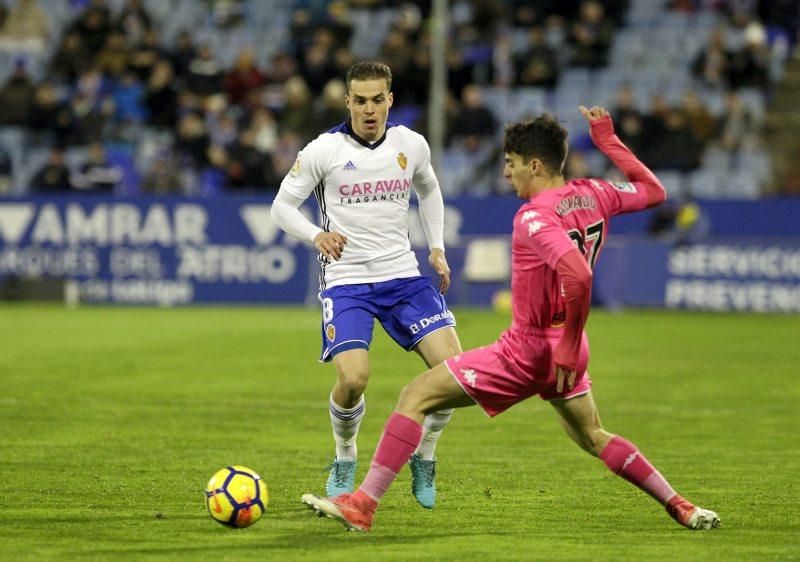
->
<box><xmin>0</xmin><ymin>0</ymin><xmax>797</xmax><ymax>199</ymax></box>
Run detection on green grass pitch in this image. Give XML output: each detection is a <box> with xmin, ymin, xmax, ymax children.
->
<box><xmin>1</xmin><ymin>304</ymin><xmax>798</xmax><ymax>560</ymax></box>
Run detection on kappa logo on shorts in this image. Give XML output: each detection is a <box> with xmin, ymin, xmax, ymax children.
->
<box><xmin>326</xmin><ymin>324</ymin><xmax>336</xmax><ymax>342</ymax></box>
<box><xmin>461</xmin><ymin>368</ymin><xmax>478</xmax><ymax>387</ymax></box>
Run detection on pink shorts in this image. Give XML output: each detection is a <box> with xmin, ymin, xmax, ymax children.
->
<box><xmin>443</xmin><ymin>325</ymin><xmax>592</xmax><ymax>417</ymax></box>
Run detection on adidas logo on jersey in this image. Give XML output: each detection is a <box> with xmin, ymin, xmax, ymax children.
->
<box><xmin>343</xmin><ymin>161</ymin><xmax>357</xmax><ymax>171</ymax></box>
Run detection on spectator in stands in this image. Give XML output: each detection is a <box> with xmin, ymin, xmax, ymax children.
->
<box><xmin>142</xmin><ymin>149</ymin><xmax>183</xmax><ymax>195</ymax></box>
<box><xmin>265</xmin><ymin>51</ymin><xmax>299</xmax><ymax>86</ymax></box>
<box><xmin>66</xmin><ymin>94</ymin><xmax>106</xmax><ymax>145</ymax></box>
<box><xmin>144</xmin><ymin>60</ymin><xmax>177</xmax><ymax>128</ymax></box>
<box><xmin>446</xmin><ymin>47</ymin><xmax>474</xmax><ymax>101</ymax></box>
<box><xmin>0</xmin><ymin>59</ymin><xmax>36</xmax><ymax>126</ymax></box>
<box><xmin>0</xmin><ymin>0</ymin><xmax>49</xmax><ymax>55</ymax></box>
<box><xmin>185</xmin><ymin>43</ymin><xmax>225</xmax><ymax>98</ymax></box>
<box><xmin>515</xmin><ymin>26</ymin><xmax>559</xmax><ymax>89</ymax></box>
<box><xmin>331</xmin><ymin>45</ymin><xmax>357</xmax><ymax>80</ymax></box>
<box><xmin>612</xmin><ymin>85</ymin><xmax>646</xmax><ymax>156</ymax></box>
<box><xmin>681</xmin><ymin>91</ymin><xmax>717</xmax><ymax>145</ymax></box>
<box><xmin>28</xmin><ymin>82</ymin><xmax>73</xmax><ymax>144</ymax></box>
<box><xmin>569</xmin><ymin>0</ymin><xmax>615</xmax><ymax>68</ymax></box>
<box><xmin>30</xmin><ymin>147</ymin><xmax>71</xmax><ymax>192</ymax></box>
<box><xmin>0</xmin><ymin>143</ymin><xmax>12</xmax><ymax>195</ymax></box>
<box><xmin>128</xmin><ymin>29</ymin><xmax>165</xmax><ymax>81</ymax></box>
<box><xmin>278</xmin><ymin>76</ymin><xmax>316</xmax><ymax>143</ymax></box>
<box><xmin>727</xmin><ymin>22</ymin><xmax>770</xmax><ymax>90</ymax></box>
<box><xmin>70</xmin><ymin>142</ymin><xmax>123</xmax><ymax>193</ymax></box>
<box><xmin>718</xmin><ymin>91</ymin><xmax>759</xmax><ymax>151</ymax></box>
<box><xmin>112</xmin><ymin>72</ymin><xmax>146</xmax><ymax>125</ymax></box>
<box><xmin>224</xmin><ymin>48</ymin><xmax>265</xmax><ymax>106</ymax></box>
<box><xmin>448</xmin><ymin>84</ymin><xmax>496</xmax><ymax>149</ymax></box>
<box><xmin>407</xmin><ymin>41</ymin><xmax>431</xmax><ymax>104</ymax></box>
<box><xmin>95</xmin><ymin>30</ymin><xmax>130</xmax><ymax>77</ymax></box>
<box><xmin>68</xmin><ymin>0</ymin><xmax>113</xmax><ymax>56</ymax></box>
<box><xmin>692</xmin><ymin>27</ymin><xmax>731</xmax><ymax>89</ymax></box>
<box><xmin>208</xmin><ymin>110</ymin><xmax>240</xmax><ymax>149</ymax></box>
<box><xmin>218</xmin><ymin>128</ymin><xmax>279</xmax><ymax>191</ymax></box>
<box><xmin>210</xmin><ymin>0</ymin><xmax>245</xmax><ymax>29</ymax></box>
<box><xmin>564</xmin><ymin>151</ymin><xmax>592</xmax><ymax>180</ymax></box>
<box><xmin>251</xmin><ymin>106</ymin><xmax>279</xmax><ymax>153</ymax></box>
<box><xmin>313</xmin><ymin>79</ymin><xmax>348</xmax><ymax>130</ymax></box>
<box><xmin>641</xmin><ymin>93</ymin><xmax>671</xmax><ymax>164</ymax></box>
<box><xmin>176</xmin><ymin>111</ymin><xmax>211</xmax><ymax>167</ymax></box>
<box><xmin>169</xmin><ymin>30</ymin><xmax>196</xmax><ymax>79</ymax></box>
<box><xmin>490</xmin><ymin>34</ymin><xmax>514</xmax><ymax>87</ymax></box>
<box><xmin>50</xmin><ymin>31</ymin><xmax>91</xmax><ymax>83</ymax></box>
<box><xmin>299</xmin><ymin>29</ymin><xmax>338</xmax><ymax>92</ymax></box>
<box><xmin>649</xmin><ymin>108</ymin><xmax>702</xmax><ymax>172</ymax></box>
<box><xmin>116</xmin><ymin>0</ymin><xmax>152</xmax><ymax>45</ymax></box>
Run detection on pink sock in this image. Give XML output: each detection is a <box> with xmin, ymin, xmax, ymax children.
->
<box><xmin>359</xmin><ymin>413</ymin><xmax>423</xmax><ymax>502</ymax></box>
<box><xmin>600</xmin><ymin>435</ymin><xmax>677</xmax><ymax>505</ymax></box>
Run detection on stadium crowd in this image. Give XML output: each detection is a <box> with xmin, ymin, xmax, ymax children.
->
<box><xmin>0</xmin><ymin>0</ymin><xmax>796</xmax><ymax>198</ymax></box>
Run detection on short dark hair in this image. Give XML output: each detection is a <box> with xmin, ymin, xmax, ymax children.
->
<box><xmin>502</xmin><ymin>115</ymin><xmax>568</xmax><ymax>174</ymax></box>
<box><xmin>345</xmin><ymin>60</ymin><xmax>392</xmax><ymax>92</ymax></box>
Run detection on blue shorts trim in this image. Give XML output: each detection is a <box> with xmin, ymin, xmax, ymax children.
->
<box><xmin>318</xmin><ymin>276</ymin><xmax>455</xmax><ymax>362</ymax></box>
<box><xmin>321</xmin><ymin>339</ymin><xmax>369</xmax><ymax>362</ymax></box>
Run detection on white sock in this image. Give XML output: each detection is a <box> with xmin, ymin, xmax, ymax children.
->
<box><xmin>414</xmin><ymin>408</ymin><xmax>454</xmax><ymax>460</ymax></box>
<box><xmin>329</xmin><ymin>394</ymin><xmax>365</xmax><ymax>461</ymax></box>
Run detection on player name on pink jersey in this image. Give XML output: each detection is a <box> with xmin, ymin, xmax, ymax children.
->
<box><xmin>555</xmin><ymin>194</ymin><xmax>597</xmax><ymax>217</ymax></box>
<box><xmin>338</xmin><ymin>178</ymin><xmax>411</xmax><ymax>197</ymax></box>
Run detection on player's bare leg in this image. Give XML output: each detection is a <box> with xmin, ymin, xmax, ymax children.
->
<box><xmin>409</xmin><ymin>327</ymin><xmax>463</xmax><ymax>507</ymax></box>
<box><xmin>551</xmin><ymin>392</ymin><xmax>720</xmax><ymax>530</ymax></box>
<box><xmin>303</xmin><ymin>362</ymin><xmax>474</xmax><ymax>531</ymax></box>
<box><xmin>325</xmin><ymin>349</ymin><xmax>370</xmax><ymax>496</ymax></box>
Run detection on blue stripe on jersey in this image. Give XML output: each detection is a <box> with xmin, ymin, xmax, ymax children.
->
<box><xmin>313</xmin><ymin>180</ymin><xmax>329</xmax><ymax>290</ymax></box>
<box><xmin>327</xmin><ymin>121</ymin><xmax>349</xmax><ymax>134</ymax></box>
<box><xmin>326</xmin><ymin>121</ymin><xmax>399</xmax><ymax>150</ymax></box>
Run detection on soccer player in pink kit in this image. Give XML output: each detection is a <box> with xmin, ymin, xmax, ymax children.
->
<box><xmin>301</xmin><ymin>106</ymin><xmax>721</xmax><ymax>532</ymax></box>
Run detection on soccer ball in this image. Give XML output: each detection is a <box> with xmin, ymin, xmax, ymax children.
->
<box><xmin>205</xmin><ymin>465</ymin><xmax>268</xmax><ymax>528</ymax></box>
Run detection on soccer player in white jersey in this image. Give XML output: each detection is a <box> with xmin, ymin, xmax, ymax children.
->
<box><xmin>270</xmin><ymin>61</ymin><xmax>462</xmax><ymax>508</ymax></box>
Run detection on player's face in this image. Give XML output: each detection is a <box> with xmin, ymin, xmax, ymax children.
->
<box><xmin>346</xmin><ymin>79</ymin><xmax>393</xmax><ymax>142</ymax></box>
<box><xmin>503</xmin><ymin>152</ymin><xmax>535</xmax><ymax>198</ymax></box>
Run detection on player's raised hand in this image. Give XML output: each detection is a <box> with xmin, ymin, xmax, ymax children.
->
<box><xmin>314</xmin><ymin>231</ymin><xmax>347</xmax><ymax>261</ymax></box>
<box><xmin>429</xmin><ymin>248</ymin><xmax>451</xmax><ymax>294</ymax></box>
<box><xmin>579</xmin><ymin>105</ymin><xmax>615</xmax><ymax>146</ymax></box>
<box><xmin>578</xmin><ymin>105</ymin><xmax>609</xmax><ymax>121</ymax></box>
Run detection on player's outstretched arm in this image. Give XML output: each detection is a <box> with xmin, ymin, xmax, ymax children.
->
<box><xmin>553</xmin><ymin>248</ymin><xmax>593</xmax><ymax>392</ymax></box>
<box><xmin>578</xmin><ymin>105</ymin><xmax>666</xmax><ymax>209</ymax></box>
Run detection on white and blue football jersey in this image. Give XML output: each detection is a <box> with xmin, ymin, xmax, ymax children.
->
<box><xmin>279</xmin><ymin>121</ymin><xmax>441</xmax><ymax>289</ymax></box>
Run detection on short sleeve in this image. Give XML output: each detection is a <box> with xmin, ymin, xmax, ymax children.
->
<box><xmin>518</xmin><ymin>208</ymin><xmax>577</xmax><ymax>269</ymax></box>
<box><xmin>279</xmin><ymin>136</ymin><xmax>328</xmax><ymax>199</ymax></box>
<box><xmin>592</xmin><ymin>179</ymin><xmax>649</xmax><ymax>216</ymax></box>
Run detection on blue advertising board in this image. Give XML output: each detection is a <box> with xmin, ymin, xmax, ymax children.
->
<box><xmin>594</xmin><ymin>238</ymin><xmax>800</xmax><ymax>313</ymax></box>
<box><xmin>0</xmin><ymin>196</ymin><xmax>312</xmax><ymax>305</ymax></box>
<box><xmin>1</xmin><ymin>195</ymin><xmax>798</xmax><ymax>310</ymax></box>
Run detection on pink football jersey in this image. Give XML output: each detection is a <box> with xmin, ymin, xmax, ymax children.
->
<box><xmin>510</xmin><ymin>178</ymin><xmax>649</xmax><ymax>328</ymax></box>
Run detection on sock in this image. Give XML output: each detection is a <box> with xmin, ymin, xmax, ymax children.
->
<box><xmin>329</xmin><ymin>394</ymin><xmax>365</xmax><ymax>460</ymax></box>
<box><xmin>414</xmin><ymin>408</ymin><xmax>454</xmax><ymax>460</ymax></box>
<box><xmin>359</xmin><ymin>413</ymin><xmax>423</xmax><ymax>502</ymax></box>
<box><xmin>600</xmin><ymin>435</ymin><xmax>677</xmax><ymax>505</ymax></box>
